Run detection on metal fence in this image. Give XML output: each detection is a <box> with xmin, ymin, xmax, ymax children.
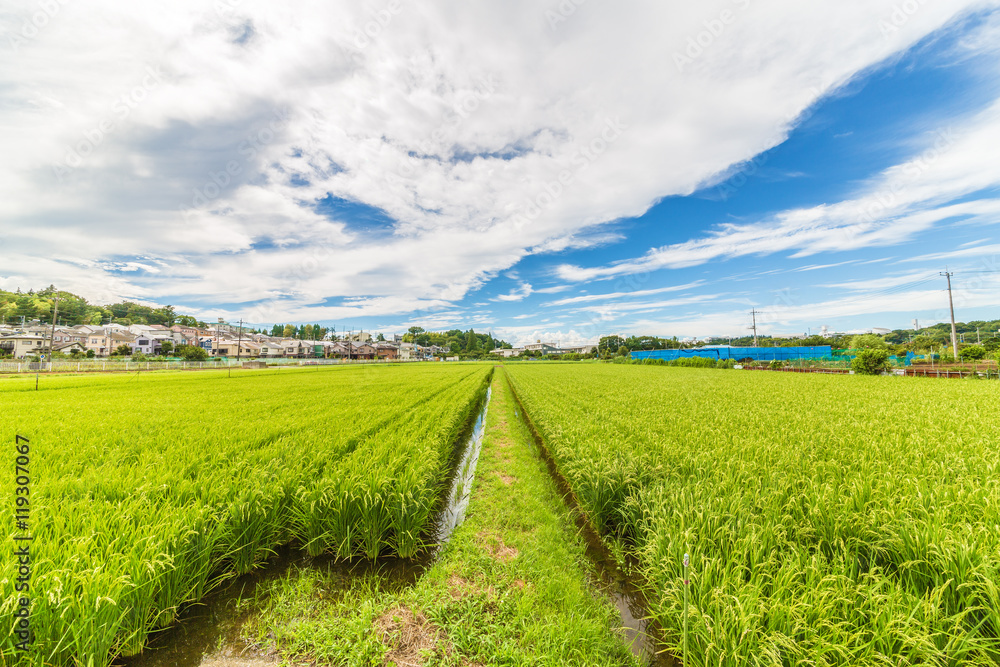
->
<box><xmin>630</xmin><ymin>346</ymin><xmax>834</xmax><ymax>363</ymax></box>
<box><xmin>0</xmin><ymin>356</ymin><xmax>440</xmax><ymax>374</ymax></box>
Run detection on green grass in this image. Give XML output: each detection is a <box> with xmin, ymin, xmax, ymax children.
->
<box><xmin>2</xmin><ymin>364</ymin><xmax>490</xmax><ymax>666</ymax></box>
<box><xmin>506</xmin><ymin>363</ymin><xmax>1000</xmax><ymax>666</ymax></box>
<box><xmin>245</xmin><ymin>368</ymin><xmax>640</xmax><ymax>666</ymax></box>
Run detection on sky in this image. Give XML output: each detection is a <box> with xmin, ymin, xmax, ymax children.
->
<box><xmin>2</xmin><ymin>1</ymin><xmax>1000</xmax><ymax>345</ymax></box>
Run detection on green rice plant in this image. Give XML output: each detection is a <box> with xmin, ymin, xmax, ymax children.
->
<box><xmin>2</xmin><ymin>363</ymin><xmax>492</xmax><ymax>666</ymax></box>
<box><xmin>507</xmin><ymin>363</ymin><xmax>1000</xmax><ymax>666</ymax></box>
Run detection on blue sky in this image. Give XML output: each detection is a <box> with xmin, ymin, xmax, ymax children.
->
<box><xmin>2</xmin><ymin>1</ymin><xmax>999</xmax><ymax>344</ymax></box>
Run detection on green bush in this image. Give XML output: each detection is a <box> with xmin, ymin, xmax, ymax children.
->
<box><xmin>177</xmin><ymin>345</ymin><xmax>209</xmax><ymax>361</ymax></box>
<box><xmin>959</xmin><ymin>345</ymin><xmax>987</xmax><ymax>361</ymax></box>
<box><xmin>850</xmin><ymin>334</ymin><xmax>889</xmax><ymax>350</ymax></box>
<box><xmin>769</xmin><ymin>360</ymin><xmax>784</xmax><ymax>370</ymax></box>
<box><xmin>852</xmin><ymin>349</ymin><xmax>890</xmax><ymax>375</ymax></box>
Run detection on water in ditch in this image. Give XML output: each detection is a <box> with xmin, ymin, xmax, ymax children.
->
<box><xmin>513</xmin><ymin>392</ymin><xmax>676</xmax><ymax>667</ymax></box>
<box><xmin>117</xmin><ymin>387</ymin><xmax>492</xmax><ymax>667</ymax></box>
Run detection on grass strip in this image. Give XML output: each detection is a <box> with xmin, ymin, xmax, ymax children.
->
<box><xmin>246</xmin><ymin>367</ymin><xmax>640</xmax><ymax>666</ymax></box>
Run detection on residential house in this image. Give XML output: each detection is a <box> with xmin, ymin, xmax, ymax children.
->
<box><xmin>130</xmin><ymin>336</ymin><xmax>161</xmax><ymax>356</ymax></box>
<box><xmin>53</xmin><ymin>341</ymin><xmax>88</xmax><ymax>355</ymax></box>
<box><xmin>374</xmin><ymin>343</ymin><xmax>398</xmax><ymax>360</ymax></box>
<box><xmin>0</xmin><ymin>334</ymin><xmax>46</xmax><ymax>358</ymax></box>
<box><xmin>214</xmin><ymin>339</ymin><xmax>261</xmax><ymax>357</ymax></box>
<box><xmin>345</xmin><ymin>331</ymin><xmax>373</xmax><ymax>343</ymax></box>
<box><xmin>523</xmin><ymin>342</ymin><xmax>561</xmax><ymax>355</ymax></box>
<box><xmin>258</xmin><ymin>339</ymin><xmax>287</xmax><ymax>358</ymax></box>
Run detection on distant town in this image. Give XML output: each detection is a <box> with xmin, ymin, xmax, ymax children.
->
<box><xmin>1</xmin><ymin>286</ymin><xmax>998</xmax><ymax>361</ymax></box>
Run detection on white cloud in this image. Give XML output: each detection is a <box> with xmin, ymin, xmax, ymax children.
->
<box><xmin>557</xmin><ymin>94</ymin><xmax>1000</xmax><ymax>283</ymax></box>
<box><xmin>901</xmin><ymin>243</ymin><xmax>1000</xmax><ymax>263</ymax></box>
<box><xmin>545</xmin><ymin>281</ymin><xmax>705</xmax><ymax>306</ymax></box>
<box><xmin>0</xmin><ymin>0</ymin><xmax>989</xmax><ymax>322</ymax></box>
<box><xmin>494</xmin><ymin>282</ymin><xmax>533</xmax><ymax>302</ymax></box>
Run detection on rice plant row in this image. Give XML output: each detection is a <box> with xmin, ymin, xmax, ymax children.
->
<box><xmin>505</xmin><ymin>363</ymin><xmax>1000</xmax><ymax>666</ymax></box>
<box><xmin>2</xmin><ymin>364</ymin><xmax>491</xmax><ymax>666</ymax></box>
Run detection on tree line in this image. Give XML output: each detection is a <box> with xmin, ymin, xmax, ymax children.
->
<box><xmin>0</xmin><ymin>286</ymin><xmax>203</xmax><ymax>328</ymax></box>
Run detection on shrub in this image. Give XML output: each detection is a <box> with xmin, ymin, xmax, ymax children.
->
<box><xmin>852</xmin><ymin>349</ymin><xmax>890</xmax><ymax>375</ymax></box>
<box><xmin>177</xmin><ymin>345</ymin><xmax>209</xmax><ymax>361</ymax></box>
<box><xmin>769</xmin><ymin>360</ymin><xmax>784</xmax><ymax>370</ymax></box>
<box><xmin>850</xmin><ymin>334</ymin><xmax>888</xmax><ymax>350</ymax></box>
<box><xmin>959</xmin><ymin>345</ymin><xmax>987</xmax><ymax>361</ymax></box>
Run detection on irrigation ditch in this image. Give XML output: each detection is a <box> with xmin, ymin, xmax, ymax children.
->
<box><xmin>505</xmin><ymin>373</ymin><xmax>676</xmax><ymax>667</ymax></box>
<box><xmin>117</xmin><ymin>376</ymin><xmax>493</xmax><ymax>667</ymax></box>
<box><xmin>116</xmin><ymin>367</ymin><xmax>668</xmax><ymax>666</ymax></box>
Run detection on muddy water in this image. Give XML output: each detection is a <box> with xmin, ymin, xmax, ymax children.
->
<box><xmin>119</xmin><ymin>387</ymin><xmax>493</xmax><ymax>667</ymax></box>
<box><xmin>512</xmin><ymin>392</ymin><xmax>676</xmax><ymax>667</ymax></box>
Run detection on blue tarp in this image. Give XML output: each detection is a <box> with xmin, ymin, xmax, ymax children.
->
<box><xmin>630</xmin><ymin>346</ymin><xmax>833</xmax><ymax>362</ymax></box>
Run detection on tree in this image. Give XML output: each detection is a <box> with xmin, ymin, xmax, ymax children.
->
<box><xmin>304</xmin><ymin>324</ymin><xmax>315</xmax><ymax>340</ymax></box>
<box><xmin>852</xmin><ymin>349</ymin><xmax>890</xmax><ymax>375</ymax></box>
<box><xmin>112</xmin><ymin>344</ymin><xmax>133</xmax><ymax>357</ymax></box>
<box><xmin>850</xmin><ymin>334</ymin><xmax>888</xmax><ymax>350</ymax></box>
<box><xmin>959</xmin><ymin>344</ymin><xmax>986</xmax><ymax>361</ymax></box>
<box><xmin>177</xmin><ymin>345</ymin><xmax>209</xmax><ymax>361</ymax></box>
<box><xmin>271</xmin><ymin>324</ymin><xmax>283</xmax><ymax>336</ymax></box>
<box><xmin>408</xmin><ymin>326</ymin><xmax>425</xmax><ymax>335</ymax></box>
<box><xmin>159</xmin><ymin>340</ymin><xmax>174</xmax><ymax>356</ymax></box>
<box><xmin>377</xmin><ymin>332</ymin><xmax>385</xmax><ymax>341</ymax></box>
<box><xmin>465</xmin><ymin>329</ymin><xmax>479</xmax><ymax>352</ymax></box>
<box><xmin>598</xmin><ymin>335</ymin><xmax>625</xmax><ymax>355</ymax></box>
<box><xmin>282</xmin><ymin>324</ymin><xmax>296</xmax><ymax>338</ymax></box>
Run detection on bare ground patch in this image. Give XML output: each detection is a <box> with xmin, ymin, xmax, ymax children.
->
<box><xmin>493</xmin><ymin>471</ymin><xmax>516</xmax><ymax>486</ymax></box>
<box><xmin>477</xmin><ymin>531</ymin><xmax>519</xmax><ymax>563</ymax></box>
<box><xmin>375</xmin><ymin>606</ymin><xmax>451</xmax><ymax>666</ymax></box>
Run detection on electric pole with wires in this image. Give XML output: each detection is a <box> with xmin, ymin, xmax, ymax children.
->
<box><xmin>941</xmin><ymin>271</ymin><xmax>958</xmax><ymax>359</ymax></box>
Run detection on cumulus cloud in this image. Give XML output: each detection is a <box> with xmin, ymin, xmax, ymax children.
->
<box><xmin>0</xmin><ymin>0</ymin><xmax>989</xmax><ymax>323</ymax></box>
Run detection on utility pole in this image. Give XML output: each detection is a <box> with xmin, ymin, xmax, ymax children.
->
<box><xmin>750</xmin><ymin>308</ymin><xmax>759</xmax><ymax>347</ymax></box>
<box><xmin>234</xmin><ymin>318</ymin><xmax>244</xmax><ymax>377</ymax></box>
<box><xmin>941</xmin><ymin>271</ymin><xmax>958</xmax><ymax>359</ymax></box>
<box><xmin>47</xmin><ymin>296</ymin><xmax>60</xmax><ymax>372</ymax></box>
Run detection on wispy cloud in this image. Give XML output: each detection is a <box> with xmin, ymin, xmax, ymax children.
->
<box><xmin>546</xmin><ymin>281</ymin><xmax>704</xmax><ymax>306</ymax></box>
<box><xmin>494</xmin><ymin>282</ymin><xmax>534</xmax><ymax>302</ymax></box>
<box><xmin>557</xmin><ymin>95</ymin><xmax>1000</xmax><ymax>283</ymax></box>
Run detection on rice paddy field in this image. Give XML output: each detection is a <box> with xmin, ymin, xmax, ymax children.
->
<box><xmin>506</xmin><ymin>364</ymin><xmax>1000</xmax><ymax>666</ymax></box>
<box><xmin>2</xmin><ymin>364</ymin><xmax>491</xmax><ymax>666</ymax></box>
